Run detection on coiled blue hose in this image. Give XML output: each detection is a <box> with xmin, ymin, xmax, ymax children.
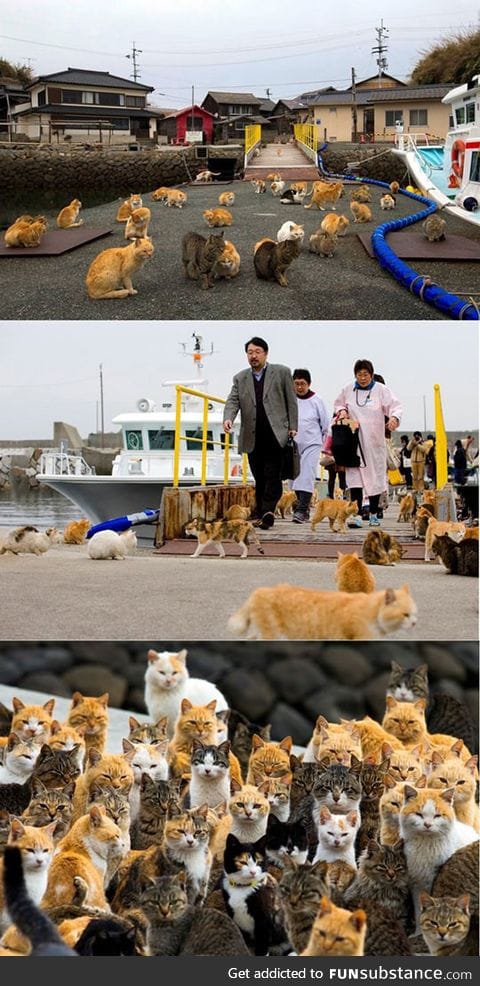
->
<box><xmin>316</xmin><ymin>145</ymin><xmax>479</xmax><ymax>321</ymax></box>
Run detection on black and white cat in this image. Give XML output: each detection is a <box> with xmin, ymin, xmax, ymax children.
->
<box><xmin>265</xmin><ymin>815</ymin><xmax>308</xmax><ymax>869</ymax></box>
<box><xmin>189</xmin><ymin>740</ymin><xmax>231</xmax><ymax>809</ymax></box>
<box><xmin>220</xmin><ymin>834</ymin><xmax>283</xmax><ymax>955</ymax></box>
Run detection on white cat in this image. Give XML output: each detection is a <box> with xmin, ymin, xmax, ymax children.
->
<box><xmin>0</xmin><ymin>526</ymin><xmax>60</xmax><ymax>556</ymax></box>
<box><xmin>276</xmin><ymin>220</ymin><xmax>305</xmax><ymax>244</ymax></box>
<box><xmin>0</xmin><ymin>733</ymin><xmax>40</xmax><ymax>783</ymax></box>
<box><xmin>313</xmin><ymin>807</ymin><xmax>359</xmax><ymax>866</ymax></box>
<box><xmin>87</xmin><ymin>528</ymin><xmax>137</xmax><ymax>560</ymax></box>
<box><xmin>144</xmin><ymin>648</ymin><xmax>228</xmax><ymax>738</ymax></box>
<box><xmin>122</xmin><ymin>738</ymin><xmax>169</xmax><ymax>821</ymax></box>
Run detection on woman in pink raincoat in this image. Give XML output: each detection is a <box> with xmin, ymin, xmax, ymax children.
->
<box><xmin>333</xmin><ymin>359</ymin><xmax>402</xmax><ymax>528</ymax></box>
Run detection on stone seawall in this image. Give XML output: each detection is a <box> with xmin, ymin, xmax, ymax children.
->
<box><xmin>0</xmin><ymin>642</ymin><xmax>476</xmax><ymax>748</ymax></box>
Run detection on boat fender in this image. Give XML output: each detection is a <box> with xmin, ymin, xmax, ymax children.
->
<box><xmin>450</xmin><ymin>139</ymin><xmax>465</xmax><ymax>184</ymax></box>
<box><xmin>462</xmin><ymin>196</ymin><xmax>478</xmax><ymax>212</ymax></box>
<box><xmin>85</xmin><ymin>509</ymin><xmax>160</xmax><ymax>538</ymax></box>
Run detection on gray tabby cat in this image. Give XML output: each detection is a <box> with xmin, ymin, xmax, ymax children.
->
<box><xmin>181</xmin><ymin>231</ymin><xmax>225</xmax><ymax>289</ymax></box>
<box><xmin>355</xmin><ymin>758</ymin><xmax>391</xmax><ymax>855</ymax></box>
<box><xmin>342</xmin><ymin>840</ymin><xmax>414</xmax><ymax>954</ymax></box>
<box><xmin>419</xmin><ymin>892</ymin><xmax>475</xmax><ymax>955</ymax></box>
<box><xmin>140</xmin><ymin>872</ymin><xmax>249</xmax><ymax>955</ymax></box>
<box><xmin>275</xmin><ymin>858</ymin><xmax>329</xmax><ymax>953</ymax></box>
<box><xmin>431</xmin><ymin>841</ymin><xmax>479</xmax><ymax>950</ymax></box>
<box><xmin>130</xmin><ymin>776</ymin><xmax>183</xmax><ymax>851</ymax></box>
<box><xmin>21</xmin><ymin>778</ymin><xmax>76</xmax><ymax>843</ymax></box>
<box><xmin>0</xmin><ymin>745</ymin><xmax>80</xmax><ymax>816</ymax></box>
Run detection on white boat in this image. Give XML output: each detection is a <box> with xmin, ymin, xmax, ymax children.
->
<box><xmin>37</xmin><ymin>338</ymin><xmax>245</xmax><ymax>539</ymax></box>
<box><xmin>392</xmin><ymin>75</ymin><xmax>480</xmax><ymax>227</ymax></box>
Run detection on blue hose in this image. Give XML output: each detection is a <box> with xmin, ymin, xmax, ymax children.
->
<box><xmin>316</xmin><ymin>146</ymin><xmax>479</xmax><ymax>321</ymax></box>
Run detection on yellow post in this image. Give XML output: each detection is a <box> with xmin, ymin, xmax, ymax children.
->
<box><xmin>201</xmin><ymin>395</ymin><xmax>209</xmax><ymax>486</ymax></box>
<box><xmin>223</xmin><ymin>431</ymin><xmax>230</xmax><ymax>485</ymax></box>
<box><xmin>173</xmin><ymin>386</ymin><xmax>183</xmax><ymax>487</ymax></box>
<box><xmin>433</xmin><ymin>383</ymin><xmax>448</xmax><ymax>489</ymax></box>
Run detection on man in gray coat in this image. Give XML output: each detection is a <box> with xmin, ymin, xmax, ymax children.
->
<box><xmin>223</xmin><ymin>337</ymin><xmax>298</xmax><ymax>528</ymax></box>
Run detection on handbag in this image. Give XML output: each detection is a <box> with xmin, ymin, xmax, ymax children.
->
<box><xmin>331</xmin><ymin>421</ymin><xmax>363</xmax><ymax>468</ymax></box>
<box><xmin>281</xmin><ymin>437</ymin><xmax>300</xmax><ymax>480</ymax></box>
<box><xmin>388</xmin><ymin>468</ymin><xmax>404</xmax><ymax>486</ymax></box>
<box><xmin>319</xmin><ymin>452</ymin><xmax>335</xmax><ymax>467</ymax></box>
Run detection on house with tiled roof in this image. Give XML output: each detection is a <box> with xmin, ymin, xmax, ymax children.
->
<box><xmin>201</xmin><ymin>90</ymin><xmax>274</xmax><ymax>139</ymax></box>
<box><xmin>10</xmin><ymin>68</ymin><xmax>164</xmax><ymax>143</ymax></box>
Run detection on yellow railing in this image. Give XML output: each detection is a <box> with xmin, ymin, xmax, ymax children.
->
<box><xmin>245</xmin><ymin>124</ymin><xmax>261</xmax><ymax>157</ymax></box>
<box><xmin>294</xmin><ymin>123</ymin><xmax>318</xmax><ymax>155</ymax></box>
<box><xmin>173</xmin><ymin>385</ymin><xmax>248</xmax><ymax>487</ymax></box>
<box><xmin>434</xmin><ymin>383</ymin><xmax>448</xmax><ymax>489</ymax></box>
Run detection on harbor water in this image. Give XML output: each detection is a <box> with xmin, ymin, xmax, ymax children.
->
<box><xmin>0</xmin><ymin>485</ymin><xmax>80</xmax><ymax>532</ymax></box>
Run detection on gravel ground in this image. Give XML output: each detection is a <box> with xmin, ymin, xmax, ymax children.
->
<box><xmin>2</xmin><ymin>180</ymin><xmax>479</xmax><ymax>320</ymax></box>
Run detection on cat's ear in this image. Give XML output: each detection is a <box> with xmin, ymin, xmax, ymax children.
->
<box><xmin>465</xmin><ymin>756</ymin><xmax>478</xmax><ymax>775</ymax></box>
<box><xmin>155</xmin><ymin>717</ymin><xmax>169</xmax><ymax>733</ymax></box>
<box><xmin>251</xmin><ymin>734</ymin><xmax>265</xmax><ymax>751</ymax></box>
<box><xmin>381</xmin><ymin>743</ymin><xmax>393</xmax><ymax>757</ymax></box>
<box><xmin>50</xmin><ymin>720</ymin><xmax>62</xmax><ymax>735</ymax></box>
<box><xmin>349</xmin><ymin>754</ymin><xmax>362</xmax><ymax>772</ymax></box>
<box><xmin>218</xmin><ymin>740</ymin><xmax>231</xmax><ymax>756</ymax></box>
<box><xmin>89</xmin><ymin>804</ymin><xmax>105</xmax><ymax>827</ymax></box>
<box><xmin>419</xmin><ymin>891</ymin><xmax>434</xmax><ymax>909</ymax></box>
<box><xmin>230</xmin><ymin>777</ymin><xmax>242</xmax><ymax>794</ymax></box>
<box><xmin>42</xmin><ymin>820</ymin><xmax>58</xmax><ymax>839</ymax></box>
<box><xmin>319</xmin><ymin>807</ymin><xmax>331</xmax><ymax>824</ymax></box>
<box><xmin>347</xmin><ymin>810</ymin><xmax>358</xmax><ymax>827</ymax></box>
<box><xmin>279</xmin><ymin>736</ymin><xmax>292</xmax><ymax>753</ymax></box>
<box><xmin>63</xmin><ymin>780</ymin><xmax>76</xmax><ymax>800</ymax></box>
<box><xmin>31</xmin><ymin>777</ymin><xmax>48</xmax><ymax>797</ymax></box>
<box><xmin>416</xmin><ymin>664</ymin><xmax>429</xmax><ymax>676</ymax></box>
<box><xmin>430</xmin><ymin>750</ymin><xmax>444</xmax><ymax>766</ymax></box>
<box><xmin>457</xmin><ymin>894</ymin><xmax>471</xmax><ymax>913</ymax></box>
<box><xmin>310</xmin><ymin>859</ymin><xmax>328</xmax><ymax>880</ymax></box>
<box><xmin>383</xmin><ymin>773</ymin><xmax>397</xmax><ymax>789</ymax></box>
<box><xmin>43</xmin><ymin>699</ymin><xmax>56</xmax><ymax>716</ymax></box>
<box><xmin>416</xmin><ymin>775</ymin><xmax>428</xmax><ymax>788</ymax></box>
<box><xmin>97</xmin><ymin>694</ymin><xmax>109</xmax><ymax>707</ymax></box>
<box><xmin>181</xmin><ymin>698</ymin><xmax>193</xmax><ymax>713</ymax></box>
<box><xmin>216</xmin><ymin>709</ymin><xmax>230</xmax><ymax>725</ymax></box>
<box><xmin>319</xmin><ymin>896</ymin><xmax>332</xmax><ymax>916</ymax></box>
<box><xmin>403</xmin><ymin>785</ymin><xmax>417</xmax><ymax>801</ymax></box>
<box><xmin>212</xmin><ymin>800</ymin><xmax>228</xmax><ymax>819</ymax></box>
<box><xmin>9</xmin><ymin>817</ymin><xmax>26</xmax><ymax>840</ymax></box>
<box><xmin>413</xmin><ymin>699</ymin><xmax>427</xmax><ymax>712</ymax></box>
<box><xmin>365</xmin><ymin>839</ymin><xmax>380</xmax><ymax>855</ymax></box>
<box><xmin>147</xmin><ymin>650</ymin><xmax>158</xmax><ymax>664</ymax></box>
<box><xmin>206</xmin><ymin>700</ymin><xmax>217</xmax><ymax>713</ymax></box>
<box><xmin>12</xmin><ymin>697</ymin><xmax>25</xmax><ymax>713</ymax></box>
<box><xmin>71</xmin><ymin>691</ymin><xmax>84</xmax><ymax>707</ymax></box>
<box><xmin>194</xmin><ymin>803</ymin><xmax>209</xmax><ymax>818</ymax></box>
<box><xmin>440</xmin><ymin>787</ymin><xmax>455</xmax><ymax>805</ymax></box>
<box><xmin>129</xmin><ymin>716</ymin><xmax>140</xmax><ymax>730</ymax></box>
<box><xmin>392</xmin><ymin>839</ymin><xmax>404</xmax><ymax>852</ymax></box>
<box><xmin>7</xmin><ymin>732</ymin><xmax>20</xmax><ymax>750</ymax></box>
<box><xmin>390</xmin><ymin>660</ymin><xmax>403</xmax><ymax>673</ymax></box>
<box><xmin>122</xmin><ymin>738</ymin><xmax>135</xmax><ymax>755</ymax></box>
<box><xmin>450</xmin><ymin>740</ymin><xmax>464</xmax><ymax>758</ymax></box>
<box><xmin>315</xmin><ymin>715</ymin><xmax>329</xmax><ymax>732</ymax></box>
<box><xmin>289</xmin><ymin>754</ymin><xmax>301</xmax><ymax>770</ymax></box>
<box><xmin>350</xmin><ymin>909</ymin><xmax>367</xmax><ymax>933</ymax></box>
<box><xmin>176</xmin><ymin>649</ymin><xmax>188</xmax><ymax>664</ymax></box>
<box><xmin>384</xmin><ymin>588</ymin><xmax>396</xmax><ymax>604</ymax></box>
<box><xmin>385</xmin><ymin>696</ymin><xmax>397</xmax><ymax>710</ymax></box>
<box><xmin>88</xmin><ymin>748</ymin><xmax>102</xmax><ymax>767</ymax></box>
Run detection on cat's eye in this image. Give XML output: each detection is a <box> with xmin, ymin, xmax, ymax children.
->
<box><xmin>456</xmin><ymin>780</ymin><xmax>465</xmax><ymax>785</ymax></box>
<box><xmin>26</xmin><ymin>848</ymin><xmax>35</xmax><ymax>853</ymax></box>
<box><xmin>252</xmin><ymin>803</ymin><xmax>262</xmax><ymax>809</ymax></box>
<box><xmin>415</xmin><ymin>812</ymin><xmax>423</xmax><ymax>817</ymax></box>
<box><xmin>434</xmin><ymin>813</ymin><xmax>442</xmax><ymax>818</ymax></box>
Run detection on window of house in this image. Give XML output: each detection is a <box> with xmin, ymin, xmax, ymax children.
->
<box><xmin>385</xmin><ymin>110</ymin><xmax>403</xmax><ymax>127</ymax></box>
<box><xmin>82</xmin><ymin>91</ymin><xmax>94</xmax><ymax>104</ymax></box>
<box><xmin>409</xmin><ymin>109</ymin><xmax>428</xmax><ymax>126</ymax></box>
<box><xmin>37</xmin><ymin>89</ymin><xmax>46</xmax><ymax>106</ymax></box>
<box><xmin>328</xmin><ymin>107</ymin><xmax>337</xmax><ymax>114</ymax></box>
<box><xmin>97</xmin><ymin>92</ymin><xmax>122</xmax><ymax>106</ymax></box>
<box><xmin>126</xmin><ymin>95</ymin><xmax>145</xmax><ymax>108</ymax></box>
<box><xmin>61</xmin><ymin>90</ymin><xmax>83</xmax><ymax>104</ymax></box>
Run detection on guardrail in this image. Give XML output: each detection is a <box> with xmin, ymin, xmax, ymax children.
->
<box><xmin>293</xmin><ymin>123</ymin><xmax>318</xmax><ymax>161</ymax></box>
<box><xmin>173</xmin><ymin>385</ymin><xmax>248</xmax><ymax>487</ymax></box>
<box><xmin>244</xmin><ymin>124</ymin><xmax>262</xmax><ymax>168</ymax></box>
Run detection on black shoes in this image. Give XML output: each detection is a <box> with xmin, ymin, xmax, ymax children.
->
<box><xmin>259</xmin><ymin>512</ymin><xmax>275</xmax><ymax>530</ymax></box>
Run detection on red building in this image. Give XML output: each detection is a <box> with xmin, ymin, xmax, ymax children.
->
<box><xmin>159</xmin><ymin>104</ymin><xmax>215</xmax><ymax>145</ymax></box>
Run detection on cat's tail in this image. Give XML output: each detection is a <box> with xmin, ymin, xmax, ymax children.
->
<box><xmin>3</xmin><ymin>846</ymin><xmax>75</xmax><ymax>953</ymax></box>
<box><xmin>227</xmin><ymin>602</ymin><xmax>251</xmax><ymax>637</ymax></box>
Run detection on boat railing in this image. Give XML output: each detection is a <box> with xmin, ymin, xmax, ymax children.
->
<box><xmin>395</xmin><ymin>133</ymin><xmax>444</xmax><ymax>151</ymax></box>
<box><xmin>38</xmin><ymin>451</ymin><xmax>96</xmax><ymax>477</ymax></box>
<box><xmin>173</xmin><ymin>386</ymin><xmax>248</xmax><ymax>487</ymax></box>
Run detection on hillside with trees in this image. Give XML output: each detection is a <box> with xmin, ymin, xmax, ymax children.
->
<box><xmin>410</xmin><ymin>29</ymin><xmax>480</xmax><ymax>85</ymax></box>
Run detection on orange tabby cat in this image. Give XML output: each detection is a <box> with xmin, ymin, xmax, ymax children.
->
<box><xmin>67</xmin><ymin>691</ymin><xmax>109</xmax><ymax>760</ymax></box>
<box><xmin>210</xmin><ymin>781</ymin><xmax>270</xmax><ymax>859</ymax></box>
<box><xmin>305</xmin><ymin>717</ymin><xmax>362</xmax><ymax>765</ymax></box>
<box><xmin>301</xmin><ymin>896</ymin><xmax>367</xmax><ymax>956</ymax></box>
<box><xmin>151</xmin><ymin>186</ymin><xmax>169</xmax><ymax>201</ymax></box>
<box><xmin>124</xmin><ymin>206</ymin><xmax>151</xmax><ymax>239</ymax></box>
<box><xmin>163</xmin><ymin>188</ymin><xmax>187</xmax><ymax>208</ymax></box>
<box><xmin>11</xmin><ymin>697</ymin><xmax>55</xmax><ymax>743</ymax></box>
<box><xmin>41</xmin><ymin>805</ymin><xmax>126</xmax><ymax>908</ymax></box>
<box><xmin>56</xmin><ymin>199</ymin><xmax>83</xmax><ymax>228</ymax></box>
<box><xmin>168</xmin><ymin>699</ymin><xmax>218</xmax><ymax>775</ymax></box>
<box><xmin>320</xmin><ymin>213</ymin><xmax>349</xmax><ymax>236</ymax></box>
<box><xmin>311</xmin><ymin>498</ymin><xmax>358</xmax><ymax>533</ymax></box>
<box><xmin>203</xmin><ymin>207</ymin><xmax>233</xmax><ymax>228</ymax></box>
<box><xmin>85</xmin><ymin>237</ymin><xmax>154</xmax><ymax>299</ymax></box>
<box><xmin>382</xmin><ymin>742</ymin><xmax>425</xmax><ymax>784</ymax></box>
<box><xmin>275</xmin><ymin>489</ymin><xmax>297</xmax><ymax>518</ymax></box>
<box><xmin>4</xmin><ymin>215</ymin><xmax>48</xmax><ymax>248</ymax></box>
<box><xmin>71</xmin><ymin>750</ymin><xmax>134</xmax><ymax>822</ymax></box>
<box><xmin>246</xmin><ymin>735</ymin><xmax>292</xmax><ymax>783</ymax></box>
<box><xmin>48</xmin><ymin>720</ymin><xmax>86</xmax><ymax>769</ymax></box>
<box><xmin>350</xmin><ymin>201</ymin><xmax>372</xmax><ymax>223</ymax></box>
<box><xmin>218</xmin><ymin>191</ymin><xmax>235</xmax><ymax>207</ymax></box>
<box><xmin>424</xmin><ymin>517</ymin><xmax>466</xmax><ymax>561</ymax></box>
<box><xmin>228</xmin><ymin>584</ymin><xmax>417</xmax><ymax>641</ymax></box>
<box><xmin>304</xmin><ymin>181</ymin><xmax>343</xmax><ymax>211</ymax></box>
<box><xmin>213</xmin><ymin>239</ymin><xmax>240</xmax><ymax>279</ymax></box>
<box><xmin>63</xmin><ymin>518</ymin><xmax>91</xmax><ymax>543</ymax></box>
<box><xmin>335</xmin><ymin>551</ymin><xmax>376</xmax><ymax>593</ymax></box>
<box><xmin>116</xmin><ymin>193</ymin><xmax>143</xmax><ymax>221</ymax></box>
<box><xmin>382</xmin><ymin>697</ymin><xmax>469</xmax><ymax>756</ymax></box>
<box><xmin>427</xmin><ymin>754</ymin><xmax>479</xmax><ymax>830</ymax></box>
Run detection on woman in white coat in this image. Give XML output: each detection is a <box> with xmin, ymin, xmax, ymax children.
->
<box><xmin>333</xmin><ymin>359</ymin><xmax>402</xmax><ymax>527</ymax></box>
<box><xmin>291</xmin><ymin>369</ymin><xmax>329</xmax><ymax>523</ymax></box>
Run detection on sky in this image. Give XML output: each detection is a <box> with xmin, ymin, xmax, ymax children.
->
<box><xmin>0</xmin><ymin>321</ymin><xmax>477</xmax><ymax>441</ymax></box>
<box><xmin>1</xmin><ymin>1</ymin><xmax>479</xmax><ymax>109</ymax></box>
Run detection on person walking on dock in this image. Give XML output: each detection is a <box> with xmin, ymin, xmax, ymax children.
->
<box><xmin>291</xmin><ymin>369</ymin><xmax>329</xmax><ymax>524</ymax></box>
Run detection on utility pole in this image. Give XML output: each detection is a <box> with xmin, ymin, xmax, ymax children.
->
<box><xmin>125</xmin><ymin>42</ymin><xmax>142</xmax><ymax>82</ymax></box>
<box><xmin>191</xmin><ymin>84</ymin><xmax>195</xmax><ymax>136</ymax></box>
<box><xmin>351</xmin><ymin>67</ymin><xmax>358</xmax><ymax>142</ymax></box>
<box><xmin>423</xmin><ymin>394</ymin><xmax>427</xmax><ymax>432</ymax></box>
<box><xmin>266</xmin><ymin>87</ymin><xmax>272</xmax><ymax>99</ymax></box>
<box><xmin>372</xmin><ymin>19</ymin><xmax>389</xmax><ymax>87</ymax></box>
<box><xmin>99</xmin><ymin>363</ymin><xmax>105</xmax><ymax>448</ymax></box>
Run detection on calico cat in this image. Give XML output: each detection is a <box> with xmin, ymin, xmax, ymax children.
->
<box><xmin>419</xmin><ymin>892</ymin><xmax>474</xmax><ymax>955</ymax></box>
<box><xmin>184</xmin><ymin>517</ymin><xmax>264</xmax><ymax>558</ymax></box>
<box><xmin>424</xmin><ymin>517</ymin><xmax>466</xmax><ymax>561</ymax></box>
<box><xmin>308</xmin><ymin>230</ymin><xmax>337</xmax><ymax>257</ymax></box>
<box><xmin>41</xmin><ymin>805</ymin><xmax>127</xmax><ymax>909</ymax></box>
<box><xmin>203</xmin><ymin>207</ymin><xmax>233</xmax><ymax>227</ymax></box>
<box><xmin>301</xmin><ymin>896</ymin><xmax>367</xmax><ymax>956</ymax></box>
<box><xmin>335</xmin><ymin>551</ymin><xmax>376</xmax><ymax>593</ymax></box>
<box><xmin>181</xmin><ymin>230</ymin><xmax>225</xmax><ymax>289</ymax></box>
<box><xmin>85</xmin><ymin>237</ymin><xmax>154</xmax><ymax>299</ymax></box>
<box><xmin>130</xmin><ymin>776</ymin><xmax>183</xmax><ymax>851</ymax></box>
<box><xmin>380</xmin><ymin>194</ymin><xmax>396</xmax><ymax>210</ymax></box>
<box><xmin>127</xmin><ymin>715</ymin><xmax>168</xmax><ymax>748</ymax></box>
<box><xmin>431</xmin><ymin>535</ymin><xmax>478</xmax><ymax>576</ymax></box>
<box><xmin>228</xmin><ymin>584</ymin><xmax>417</xmax><ymax>641</ymax></box>
<box><xmin>275</xmin><ymin>858</ymin><xmax>329</xmax><ymax>953</ymax></box>
<box><xmin>350</xmin><ymin>202</ymin><xmax>372</xmax><ymax>223</ymax></box>
<box><xmin>56</xmin><ymin>199</ymin><xmax>83</xmax><ymax>229</ymax></box>
<box><xmin>423</xmin><ymin>214</ymin><xmax>446</xmax><ymax>242</ymax></box>
<box><xmin>1</xmin><ymin>846</ymin><xmax>77</xmax><ymax>956</ymax></box>
<box><xmin>251</xmin><ymin>179</ymin><xmax>266</xmax><ymax>193</ymax></box>
<box><xmin>304</xmin><ymin>181</ymin><xmax>344</xmax><ymax>211</ymax></box>
<box><xmin>144</xmin><ymin>648</ymin><xmax>228</xmax><ymax>738</ymax></box>
<box><xmin>313</xmin><ymin>808</ymin><xmax>359</xmax><ymax>866</ymax></box>
<box><xmin>0</xmin><ymin>733</ymin><xmax>39</xmax><ymax>784</ymax></box>
<box><xmin>362</xmin><ymin>530</ymin><xmax>404</xmax><ymax>565</ymax></box>
<box><xmin>0</xmin><ymin>744</ymin><xmax>80</xmax><ymax>817</ymax></box>
<box><xmin>0</xmin><ymin>525</ymin><xmax>59</xmax><ymax>555</ymax></box>
<box><xmin>116</xmin><ymin>193</ymin><xmax>142</xmax><ymax>221</ymax></box>
<box><xmin>218</xmin><ymin>191</ymin><xmax>235</xmax><ymax>207</ymax></box>
<box><xmin>215</xmin><ymin>834</ymin><xmax>283</xmax><ymax>955</ymax></box>
<box><xmin>122</xmin><ymin>738</ymin><xmax>168</xmax><ymax>821</ymax></box>
<box><xmin>310</xmin><ymin>498</ymin><xmax>359</xmax><ymax>533</ymax></box>
<box><xmin>253</xmin><ymin>238</ymin><xmax>300</xmax><ymax>287</ymax></box>
<box><xmin>246</xmin><ymin>735</ymin><xmax>292</xmax><ymax>784</ymax></box>
<box><xmin>270</xmin><ymin>180</ymin><xmax>286</xmax><ymax>196</ymax></box>
<box><xmin>280</xmin><ymin>187</ymin><xmax>306</xmax><ymax>204</ymax></box>
<box><xmin>320</xmin><ymin>213</ymin><xmax>349</xmax><ymax>236</ymax></box>
<box><xmin>265</xmin><ymin>815</ymin><xmax>308</xmax><ymax>871</ymax></box>
<box><xmin>0</xmin><ymin>819</ymin><xmax>56</xmax><ymax>932</ymax></box>
<box><xmin>4</xmin><ymin>215</ymin><xmax>48</xmax><ymax>248</ymax></box>
<box><xmin>189</xmin><ymin>740</ymin><xmax>231</xmax><ymax>809</ymax></box>
<box><xmin>275</xmin><ymin>489</ymin><xmax>297</xmax><ymax>518</ymax></box>
<box><xmin>213</xmin><ymin>239</ymin><xmax>241</xmax><ymax>279</ymax></box>
<box><xmin>67</xmin><ymin>690</ymin><xmax>109</xmax><ymax>760</ymax></box>
<box><xmin>63</xmin><ymin>518</ymin><xmax>91</xmax><ymax>543</ymax></box>
<box><xmin>21</xmin><ymin>778</ymin><xmax>75</xmax><ymax>843</ymax></box>
<box><xmin>140</xmin><ymin>871</ymin><xmax>249</xmax><ymax>955</ymax></box>
<box><xmin>124</xmin><ymin>206</ymin><xmax>151</xmax><ymax>240</ymax></box>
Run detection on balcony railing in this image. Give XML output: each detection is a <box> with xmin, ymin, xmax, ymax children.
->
<box><xmin>173</xmin><ymin>385</ymin><xmax>248</xmax><ymax>487</ymax></box>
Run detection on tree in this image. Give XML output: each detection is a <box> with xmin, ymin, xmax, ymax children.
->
<box><xmin>0</xmin><ymin>57</ymin><xmax>34</xmax><ymax>87</ymax></box>
<box><xmin>410</xmin><ymin>29</ymin><xmax>480</xmax><ymax>86</ymax></box>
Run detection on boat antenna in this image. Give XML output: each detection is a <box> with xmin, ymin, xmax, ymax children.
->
<box><xmin>179</xmin><ymin>333</ymin><xmax>215</xmax><ymax>372</ymax></box>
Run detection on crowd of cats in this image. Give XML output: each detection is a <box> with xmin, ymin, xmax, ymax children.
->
<box><xmin>0</xmin><ymin>652</ymin><xmax>477</xmax><ymax>957</ymax></box>
<box><xmin>3</xmin><ymin>172</ymin><xmax>447</xmax><ymax>298</ymax></box>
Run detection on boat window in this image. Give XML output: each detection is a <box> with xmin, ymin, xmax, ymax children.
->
<box><xmin>469</xmin><ymin>152</ymin><xmax>480</xmax><ymax>183</ymax></box>
<box><xmin>220</xmin><ymin>431</ymin><xmax>237</xmax><ymax>448</ymax></box>
<box><xmin>148</xmin><ymin>429</ymin><xmax>175</xmax><ymax>450</ymax></box>
<box><xmin>125</xmin><ymin>430</ymin><xmax>143</xmax><ymax>451</ymax></box>
<box><xmin>186</xmin><ymin>429</ymin><xmax>214</xmax><ymax>451</ymax></box>
<box><xmin>455</xmin><ymin>107</ymin><xmax>466</xmax><ymax>125</ymax></box>
<box><xmin>466</xmin><ymin>102</ymin><xmax>475</xmax><ymax>124</ymax></box>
